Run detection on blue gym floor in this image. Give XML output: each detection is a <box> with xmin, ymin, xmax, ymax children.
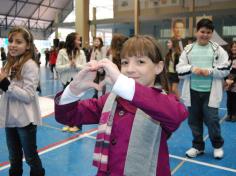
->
<box><xmin>0</xmin><ymin>66</ymin><xmax>236</xmax><ymax>176</ymax></box>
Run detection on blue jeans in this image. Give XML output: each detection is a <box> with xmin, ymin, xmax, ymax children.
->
<box><xmin>188</xmin><ymin>89</ymin><xmax>224</xmax><ymax>150</ymax></box>
<box><xmin>5</xmin><ymin>124</ymin><xmax>45</xmax><ymax>176</ymax></box>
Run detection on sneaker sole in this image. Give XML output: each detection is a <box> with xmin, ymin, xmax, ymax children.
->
<box><xmin>214</xmin><ymin>156</ymin><xmax>223</xmax><ymax>160</ymax></box>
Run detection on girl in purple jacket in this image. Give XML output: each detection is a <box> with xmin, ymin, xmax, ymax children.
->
<box><xmin>54</xmin><ymin>35</ymin><xmax>188</xmax><ymax>176</ymax></box>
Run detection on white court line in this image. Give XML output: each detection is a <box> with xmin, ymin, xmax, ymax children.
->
<box><xmin>39</xmin><ymin>130</ymin><xmax>97</xmax><ymax>155</ymax></box>
<box><xmin>86</xmin><ymin>135</ymin><xmax>96</xmax><ymax>140</ymax></box>
<box><xmin>86</xmin><ymin>133</ymin><xmax>236</xmax><ymax>174</ymax></box>
<box><xmin>0</xmin><ymin>129</ymin><xmax>98</xmax><ymax>171</ymax></box>
<box><xmin>170</xmin><ymin>154</ymin><xmax>236</xmax><ymax>173</ymax></box>
<box><xmin>42</xmin><ymin>123</ymin><xmax>63</xmax><ymax>131</ymax></box>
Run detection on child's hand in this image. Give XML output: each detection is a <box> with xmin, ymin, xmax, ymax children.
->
<box><xmin>192</xmin><ymin>67</ymin><xmax>202</xmax><ymax>75</ymax></box>
<box><xmin>70</xmin><ymin>60</ymin><xmax>76</xmax><ymax>67</ymax></box>
<box><xmin>200</xmin><ymin>69</ymin><xmax>210</xmax><ymax>76</ymax></box>
<box><xmin>69</xmin><ymin>60</ymin><xmax>101</xmax><ymax>95</ymax></box>
<box><xmin>98</xmin><ymin>59</ymin><xmax>120</xmax><ymax>86</ymax></box>
<box><xmin>0</xmin><ymin>69</ymin><xmax>7</xmax><ymax>81</ymax></box>
<box><xmin>226</xmin><ymin>79</ymin><xmax>234</xmax><ymax>85</ymax></box>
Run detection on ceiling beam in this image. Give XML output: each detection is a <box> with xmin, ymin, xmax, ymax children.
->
<box><xmin>11</xmin><ymin>0</ymin><xmax>63</xmax><ymax>10</ymax></box>
<box><xmin>8</xmin><ymin>0</ymin><xmax>29</xmax><ymax>26</ymax></box>
<box><xmin>28</xmin><ymin>0</ymin><xmax>46</xmax><ymax>28</ymax></box>
<box><xmin>6</xmin><ymin>1</ymin><xmax>17</xmax><ymax>17</ymax></box>
<box><xmin>0</xmin><ymin>14</ymin><xmax>51</xmax><ymax>23</ymax></box>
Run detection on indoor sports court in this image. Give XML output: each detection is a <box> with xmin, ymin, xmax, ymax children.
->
<box><xmin>1</xmin><ymin>0</ymin><xmax>236</xmax><ymax>176</ymax></box>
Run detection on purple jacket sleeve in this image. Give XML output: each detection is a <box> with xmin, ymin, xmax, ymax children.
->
<box><xmin>131</xmin><ymin>83</ymin><xmax>189</xmax><ymax>133</ymax></box>
<box><xmin>54</xmin><ymin>91</ymin><xmax>108</xmax><ymax>126</ymax></box>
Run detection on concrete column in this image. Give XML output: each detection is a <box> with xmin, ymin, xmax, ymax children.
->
<box><xmin>75</xmin><ymin>0</ymin><xmax>89</xmax><ymax>48</ymax></box>
<box><xmin>134</xmin><ymin>0</ymin><xmax>140</xmax><ymax>35</ymax></box>
<box><xmin>189</xmin><ymin>0</ymin><xmax>195</xmax><ymax>37</ymax></box>
<box><xmin>54</xmin><ymin>12</ymin><xmax>59</xmax><ymax>39</ymax></box>
<box><xmin>91</xmin><ymin>7</ymin><xmax>97</xmax><ymax>39</ymax></box>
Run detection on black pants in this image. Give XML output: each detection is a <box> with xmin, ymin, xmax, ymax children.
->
<box><xmin>6</xmin><ymin>124</ymin><xmax>45</xmax><ymax>176</ymax></box>
<box><xmin>188</xmin><ymin>89</ymin><xmax>224</xmax><ymax>150</ymax></box>
<box><xmin>93</xmin><ymin>71</ymin><xmax>106</xmax><ymax>98</ymax></box>
<box><xmin>227</xmin><ymin>91</ymin><xmax>236</xmax><ymax>116</ymax></box>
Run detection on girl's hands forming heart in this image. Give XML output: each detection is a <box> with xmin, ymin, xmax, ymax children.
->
<box><xmin>69</xmin><ymin>59</ymin><xmax>121</xmax><ymax>95</ymax></box>
<box><xmin>69</xmin><ymin>60</ymin><xmax>102</xmax><ymax>95</ymax></box>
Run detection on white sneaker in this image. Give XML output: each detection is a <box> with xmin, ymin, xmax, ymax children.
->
<box><xmin>186</xmin><ymin>147</ymin><xmax>204</xmax><ymax>158</ymax></box>
<box><xmin>213</xmin><ymin>148</ymin><xmax>224</xmax><ymax>159</ymax></box>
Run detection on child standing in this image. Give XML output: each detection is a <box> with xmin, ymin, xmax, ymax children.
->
<box><xmin>56</xmin><ymin>32</ymin><xmax>86</xmax><ymax>132</ymax></box>
<box><xmin>0</xmin><ymin>27</ymin><xmax>45</xmax><ymax>176</ymax></box>
<box><xmin>165</xmin><ymin>39</ymin><xmax>181</xmax><ymax>97</ymax></box>
<box><xmin>176</xmin><ymin>18</ymin><xmax>230</xmax><ymax>159</ymax></box>
<box><xmin>90</xmin><ymin>37</ymin><xmax>107</xmax><ymax>98</ymax></box>
<box><xmin>54</xmin><ymin>35</ymin><xmax>188</xmax><ymax>176</ymax></box>
<box><xmin>225</xmin><ymin>41</ymin><xmax>236</xmax><ymax>122</ymax></box>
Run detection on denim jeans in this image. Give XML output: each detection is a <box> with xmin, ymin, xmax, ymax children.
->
<box><xmin>5</xmin><ymin>123</ymin><xmax>45</xmax><ymax>176</ymax></box>
<box><xmin>188</xmin><ymin>89</ymin><xmax>224</xmax><ymax>150</ymax></box>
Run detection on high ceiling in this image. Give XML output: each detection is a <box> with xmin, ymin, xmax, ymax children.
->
<box><xmin>0</xmin><ymin>0</ymin><xmax>72</xmax><ymax>31</ymax></box>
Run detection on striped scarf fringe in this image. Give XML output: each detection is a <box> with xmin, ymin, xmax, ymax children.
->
<box><xmin>93</xmin><ymin>94</ymin><xmax>117</xmax><ymax>172</ymax></box>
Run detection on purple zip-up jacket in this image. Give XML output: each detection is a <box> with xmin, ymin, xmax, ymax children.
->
<box><xmin>54</xmin><ymin>83</ymin><xmax>188</xmax><ymax>176</ymax></box>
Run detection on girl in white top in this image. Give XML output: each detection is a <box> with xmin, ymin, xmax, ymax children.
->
<box><xmin>90</xmin><ymin>37</ymin><xmax>107</xmax><ymax>98</ymax></box>
<box><xmin>56</xmin><ymin>32</ymin><xmax>86</xmax><ymax>132</ymax></box>
<box><xmin>56</xmin><ymin>32</ymin><xmax>86</xmax><ymax>87</ymax></box>
<box><xmin>0</xmin><ymin>27</ymin><xmax>45</xmax><ymax>176</ymax></box>
<box><xmin>90</xmin><ymin>37</ymin><xmax>107</xmax><ymax>61</ymax></box>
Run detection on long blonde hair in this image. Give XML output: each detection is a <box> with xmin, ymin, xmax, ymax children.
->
<box><xmin>4</xmin><ymin>27</ymin><xmax>35</xmax><ymax>80</ymax></box>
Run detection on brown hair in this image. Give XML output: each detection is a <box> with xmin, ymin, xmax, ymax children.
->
<box><xmin>93</xmin><ymin>37</ymin><xmax>104</xmax><ymax>51</ymax></box>
<box><xmin>229</xmin><ymin>41</ymin><xmax>236</xmax><ymax>61</ymax></box>
<box><xmin>65</xmin><ymin>32</ymin><xmax>80</xmax><ymax>60</ymax></box>
<box><xmin>165</xmin><ymin>39</ymin><xmax>181</xmax><ymax>71</ymax></box>
<box><xmin>120</xmin><ymin>35</ymin><xmax>169</xmax><ymax>92</ymax></box>
<box><xmin>110</xmin><ymin>33</ymin><xmax>128</xmax><ymax>70</ymax></box>
<box><xmin>4</xmin><ymin>26</ymin><xmax>35</xmax><ymax>80</ymax></box>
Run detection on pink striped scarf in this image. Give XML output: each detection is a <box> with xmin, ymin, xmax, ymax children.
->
<box><xmin>93</xmin><ymin>93</ymin><xmax>117</xmax><ymax>171</ymax></box>
<box><xmin>92</xmin><ymin>92</ymin><xmax>162</xmax><ymax>175</ymax></box>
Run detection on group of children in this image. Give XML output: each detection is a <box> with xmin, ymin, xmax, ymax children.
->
<box><xmin>0</xmin><ymin>18</ymin><xmax>235</xmax><ymax>176</ymax></box>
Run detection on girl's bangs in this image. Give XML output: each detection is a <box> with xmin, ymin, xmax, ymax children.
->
<box><xmin>121</xmin><ymin>36</ymin><xmax>157</xmax><ymax>62</ymax></box>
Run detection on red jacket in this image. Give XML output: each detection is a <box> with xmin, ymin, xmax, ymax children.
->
<box><xmin>49</xmin><ymin>50</ymin><xmax>58</xmax><ymax>65</ymax></box>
